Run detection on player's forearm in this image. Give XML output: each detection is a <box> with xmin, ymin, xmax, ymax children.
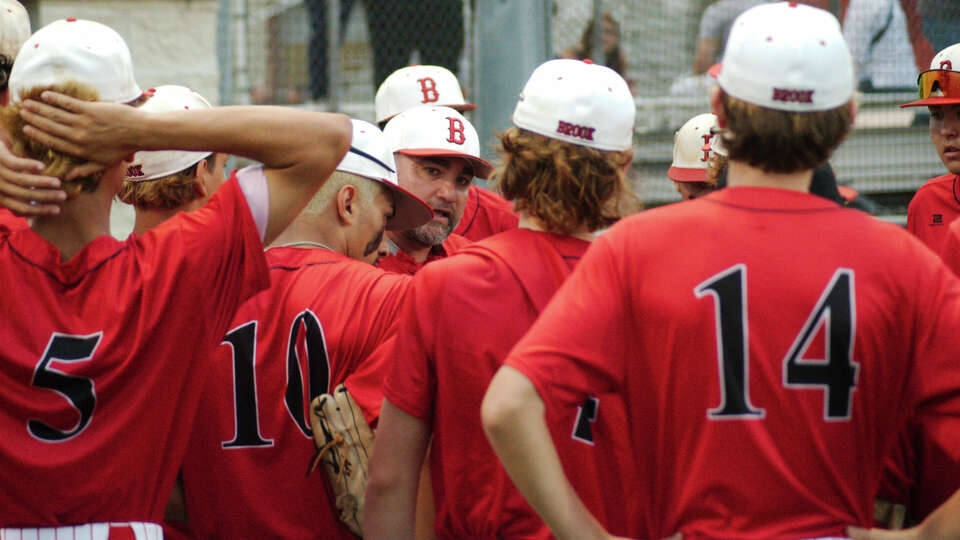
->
<box><xmin>481</xmin><ymin>366</ymin><xmax>609</xmax><ymax>540</ymax></box>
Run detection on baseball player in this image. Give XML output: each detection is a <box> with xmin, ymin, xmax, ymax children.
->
<box><xmin>903</xmin><ymin>42</ymin><xmax>960</xmax><ymax>255</ymax></box>
<box><xmin>174</xmin><ymin>120</ymin><xmax>431</xmax><ymax>539</ymax></box>
<box><xmin>0</xmin><ymin>17</ymin><xmax>350</xmax><ymax>537</ymax></box>
<box><xmin>376</xmin><ymin>105</ymin><xmax>492</xmax><ymax>274</ymax></box>
<box><xmin>482</xmin><ymin>3</ymin><xmax>960</xmax><ymax>539</ymax></box>
<box><xmin>364</xmin><ymin>58</ymin><xmax>638</xmax><ymax>539</ymax></box>
<box><xmin>375</xmin><ymin>65</ymin><xmax>518</xmax><ymax>241</ymax></box>
<box><xmin>667</xmin><ymin>112</ymin><xmax>725</xmax><ymax>200</ymax></box>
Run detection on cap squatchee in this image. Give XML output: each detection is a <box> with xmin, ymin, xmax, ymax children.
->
<box><xmin>10</xmin><ymin>17</ymin><xmax>142</xmax><ymax>104</ymax></box>
<box><xmin>382</xmin><ymin>105</ymin><xmax>493</xmax><ymax>180</ymax></box>
<box><xmin>125</xmin><ymin>85</ymin><xmax>214</xmax><ymax>183</ymax></box>
<box><xmin>902</xmin><ymin>43</ymin><xmax>960</xmax><ymax>108</ymax></box>
<box><xmin>511</xmin><ymin>58</ymin><xmax>635</xmax><ymax>152</ymax></box>
<box><xmin>669</xmin><ymin>113</ymin><xmax>726</xmax><ymax>183</ymax></box>
<box><xmin>340</xmin><ymin>119</ymin><xmax>433</xmax><ymax>231</ymax></box>
<box><xmin>716</xmin><ymin>1</ymin><xmax>854</xmax><ymax>112</ymax></box>
<box><xmin>375</xmin><ymin>65</ymin><xmax>476</xmax><ymax>124</ymax></box>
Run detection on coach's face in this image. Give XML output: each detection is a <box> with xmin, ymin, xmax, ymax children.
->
<box><xmin>393</xmin><ymin>153</ymin><xmax>472</xmax><ymax>246</ymax></box>
<box><xmin>930</xmin><ymin>104</ymin><xmax>960</xmax><ymax>175</ymax></box>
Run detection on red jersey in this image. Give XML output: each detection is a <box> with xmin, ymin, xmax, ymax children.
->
<box><xmin>906</xmin><ymin>173</ymin><xmax>960</xmax><ymax>255</ymax></box>
<box><xmin>376</xmin><ymin>232</ymin><xmax>470</xmax><ymax>275</ymax></box>
<box><xmin>0</xmin><ymin>175</ymin><xmax>269</xmax><ymax>526</ymax></box>
<box><xmin>0</xmin><ymin>207</ymin><xmax>28</xmax><ymax>232</ymax></box>
<box><xmin>452</xmin><ymin>184</ymin><xmax>518</xmax><ymax>241</ymax></box>
<box><xmin>179</xmin><ymin>246</ymin><xmax>410</xmax><ymax>540</ymax></box>
<box><xmin>382</xmin><ymin>228</ymin><xmax>632</xmax><ymax>538</ymax></box>
<box><xmin>506</xmin><ymin>187</ymin><xmax>960</xmax><ymax>540</ymax></box>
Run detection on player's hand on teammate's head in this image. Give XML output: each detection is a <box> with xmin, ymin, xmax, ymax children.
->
<box><xmin>19</xmin><ymin>90</ymin><xmax>140</xmax><ymax>170</ymax></box>
<box><xmin>847</xmin><ymin>525</ymin><xmax>921</xmax><ymax>540</ymax></box>
<box><xmin>0</xmin><ymin>136</ymin><xmax>66</xmax><ymax>216</ymax></box>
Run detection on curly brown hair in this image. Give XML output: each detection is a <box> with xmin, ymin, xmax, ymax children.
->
<box><xmin>719</xmin><ymin>91</ymin><xmax>852</xmax><ymax>174</ymax></box>
<box><xmin>1</xmin><ymin>82</ymin><xmax>103</xmax><ymax>199</ymax></box>
<box><xmin>492</xmin><ymin>127</ymin><xmax>638</xmax><ymax>234</ymax></box>
<box><xmin>118</xmin><ymin>157</ymin><xmax>210</xmax><ymax>209</ymax></box>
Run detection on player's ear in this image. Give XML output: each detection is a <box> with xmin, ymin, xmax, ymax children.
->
<box><xmin>710</xmin><ymin>86</ymin><xmax>727</xmax><ymax>128</ymax></box>
<box><xmin>193</xmin><ymin>159</ymin><xmax>210</xmax><ymax>199</ymax></box>
<box><xmin>336</xmin><ymin>184</ymin><xmax>358</xmax><ymax>225</ymax></box>
<box><xmin>619</xmin><ymin>149</ymin><xmax>633</xmax><ymax>174</ymax></box>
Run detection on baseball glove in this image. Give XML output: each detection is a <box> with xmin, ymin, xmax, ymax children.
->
<box><xmin>308</xmin><ymin>383</ymin><xmax>375</xmax><ymax>537</ymax></box>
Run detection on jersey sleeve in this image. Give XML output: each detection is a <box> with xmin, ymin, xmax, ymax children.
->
<box><xmin>380</xmin><ymin>262</ymin><xmax>447</xmax><ymax>422</ymax></box>
<box><xmin>505</xmin><ymin>229</ymin><xmax>630</xmax><ymax>409</ymax></box>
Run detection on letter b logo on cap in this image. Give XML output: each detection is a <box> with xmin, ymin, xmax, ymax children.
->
<box><xmin>446</xmin><ymin>117</ymin><xmax>466</xmax><ymax>145</ymax></box>
<box><xmin>418</xmin><ymin>77</ymin><xmax>439</xmax><ymax>104</ymax></box>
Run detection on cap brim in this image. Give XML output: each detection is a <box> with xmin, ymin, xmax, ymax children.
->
<box><xmin>668</xmin><ymin>166</ymin><xmax>708</xmax><ymax>182</ymax></box>
<box><xmin>397</xmin><ymin>148</ymin><xmax>494</xmax><ymax>179</ymax></box>
<box><xmin>379</xmin><ymin>181</ymin><xmax>434</xmax><ymax>230</ymax></box>
<box><xmin>900</xmin><ymin>96</ymin><xmax>960</xmax><ymax>108</ymax></box>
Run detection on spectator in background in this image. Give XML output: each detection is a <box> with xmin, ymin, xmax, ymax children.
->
<box><xmin>560</xmin><ymin>12</ymin><xmax>635</xmax><ymax>94</ymax></box>
<box><xmin>843</xmin><ymin>0</ymin><xmax>917</xmax><ymax>91</ymax></box>
<box><xmin>692</xmin><ymin>0</ymin><xmax>773</xmax><ymax>74</ymax></box>
<box><xmin>364</xmin><ymin>0</ymin><xmax>464</xmax><ymax>89</ymax></box>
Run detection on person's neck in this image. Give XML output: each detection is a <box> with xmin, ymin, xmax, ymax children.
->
<box><xmin>269</xmin><ymin>216</ymin><xmax>346</xmax><ymax>254</ymax></box>
<box><xmin>132</xmin><ymin>205</ymin><xmax>195</xmax><ymax>236</ymax></box>
<box><xmin>31</xmin><ymin>191</ymin><xmax>113</xmax><ymax>261</ymax></box>
<box><xmin>387</xmin><ymin>230</ymin><xmax>433</xmax><ymax>263</ymax></box>
<box><xmin>518</xmin><ymin>213</ymin><xmax>594</xmax><ymax>241</ymax></box>
<box><xmin>726</xmin><ymin>160</ymin><xmax>813</xmax><ymax>192</ymax></box>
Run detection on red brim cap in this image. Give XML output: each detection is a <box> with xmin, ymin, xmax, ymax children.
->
<box><xmin>708</xmin><ymin>63</ymin><xmax>722</xmax><ymax>79</ymax></box>
<box><xmin>668</xmin><ymin>166</ymin><xmax>709</xmax><ymax>183</ymax></box>
<box><xmin>379</xmin><ymin>180</ymin><xmax>434</xmax><ymax>231</ymax></box>
<box><xmin>397</xmin><ymin>148</ymin><xmax>494</xmax><ymax>179</ymax></box>
<box><xmin>900</xmin><ymin>96</ymin><xmax>960</xmax><ymax>108</ymax></box>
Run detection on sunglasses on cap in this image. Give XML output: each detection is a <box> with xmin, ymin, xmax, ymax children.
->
<box><xmin>917</xmin><ymin>69</ymin><xmax>960</xmax><ymax>100</ymax></box>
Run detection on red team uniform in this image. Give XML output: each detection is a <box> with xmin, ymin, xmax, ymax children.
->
<box><xmin>452</xmin><ymin>185</ymin><xmax>518</xmax><ymax>241</ymax></box>
<box><xmin>906</xmin><ymin>173</ymin><xmax>960</xmax><ymax>255</ymax></box>
<box><xmin>0</xmin><ymin>172</ymin><xmax>269</xmax><ymax>527</ymax></box>
<box><xmin>376</xmin><ymin>232</ymin><xmax>470</xmax><ymax>275</ymax></box>
<box><xmin>178</xmin><ymin>246</ymin><xmax>409</xmax><ymax>539</ymax></box>
<box><xmin>382</xmin><ymin>228</ymin><xmax>632</xmax><ymax>538</ymax></box>
<box><xmin>506</xmin><ymin>187</ymin><xmax>960</xmax><ymax>539</ymax></box>
<box><xmin>0</xmin><ymin>207</ymin><xmax>28</xmax><ymax>232</ymax></box>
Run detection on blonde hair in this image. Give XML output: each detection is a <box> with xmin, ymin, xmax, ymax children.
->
<box><xmin>1</xmin><ymin>82</ymin><xmax>102</xmax><ymax>199</ymax></box>
<box><xmin>118</xmin><ymin>157</ymin><xmax>210</xmax><ymax>209</ymax></box>
<box><xmin>492</xmin><ymin>127</ymin><xmax>639</xmax><ymax>234</ymax></box>
<box><xmin>302</xmin><ymin>170</ymin><xmax>386</xmax><ymax>218</ymax></box>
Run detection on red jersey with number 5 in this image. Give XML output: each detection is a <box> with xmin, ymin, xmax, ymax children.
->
<box><xmin>507</xmin><ymin>187</ymin><xmax>960</xmax><ymax>540</ymax></box>
<box><xmin>0</xmin><ymin>174</ymin><xmax>269</xmax><ymax>526</ymax></box>
<box><xmin>179</xmin><ymin>246</ymin><xmax>410</xmax><ymax>540</ymax></box>
<box><xmin>383</xmin><ymin>228</ymin><xmax>634</xmax><ymax>538</ymax></box>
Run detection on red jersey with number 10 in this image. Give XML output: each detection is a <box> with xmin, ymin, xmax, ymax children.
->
<box><xmin>507</xmin><ymin>187</ymin><xmax>960</xmax><ymax>540</ymax></box>
<box><xmin>179</xmin><ymin>246</ymin><xmax>410</xmax><ymax>540</ymax></box>
<box><xmin>0</xmin><ymin>175</ymin><xmax>269</xmax><ymax>526</ymax></box>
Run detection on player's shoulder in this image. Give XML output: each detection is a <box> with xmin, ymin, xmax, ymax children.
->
<box><xmin>916</xmin><ymin>173</ymin><xmax>956</xmax><ymax>193</ymax></box>
<box><xmin>441</xmin><ymin>232</ymin><xmax>472</xmax><ymax>254</ymax></box>
<box><xmin>472</xmin><ymin>184</ymin><xmax>514</xmax><ymax>212</ymax></box>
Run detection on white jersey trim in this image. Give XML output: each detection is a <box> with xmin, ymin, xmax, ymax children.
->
<box><xmin>1</xmin><ymin>522</ymin><xmax>162</xmax><ymax>540</ymax></box>
<box><xmin>236</xmin><ymin>165</ymin><xmax>269</xmax><ymax>242</ymax></box>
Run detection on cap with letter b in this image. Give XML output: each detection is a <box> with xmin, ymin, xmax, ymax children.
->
<box><xmin>669</xmin><ymin>113</ymin><xmax>726</xmax><ymax>183</ymax></box>
<box><xmin>717</xmin><ymin>1</ymin><xmax>853</xmax><ymax>112</ymax></box>
<box><xmin>382</xmin><ymin>105</ymin><xmax>492</xmax><ymax>179</ymax></box>
<box><xmin>511</xmin><ymin>58</ymin><xmax>635</xmax><ymax>152</ymax></box>
<box><xmin>375</xmin><ymin>65</ymin><xmax>475</xmax><ymax>124</ymax></box>
<box><xmin>901</xmin><ymin>43</ymin><xmax>960</xmax><ymax>108</ymax></box>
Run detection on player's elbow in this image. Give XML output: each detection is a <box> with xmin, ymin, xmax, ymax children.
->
<box><xmin>481</xmin><ymin>366</ymin><xmax>542</xmax><ymax>445</ymax></box>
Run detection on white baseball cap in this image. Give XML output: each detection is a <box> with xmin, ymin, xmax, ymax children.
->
<box><xmin>717</xmin><ymin>2</ymin><xmax>853</xmax><ymax>112</ymax></box>
<box><xmin>125</xmin><ymin>85</ymin><xmax>214</xmax><ymax>183</ymax></box>
<box><xmin>10</xmin><ymin>18</ymin><xmax>142</xmax><ymax>104</ymax></box>
<box><xmin>341</xmin><ymin>119</ymin><xmax>432</xmax><ymax>231</ymax></box>
<box><xmin>668</xmin><ymin>113</ymin><xmax>726</xmax><ymax>183</ymax></box>
<box><xmin>383</xmin><ymin>105</ymin><xmax>493</xmax><ymax>179</ymax></box>
<box><xmin>375</xmin><ymin>65</ymin><xmax>475</xmax><ymax>124</ymax></box>
<box><xmin>0</xmin><ymin>1</ymin><xmax>29</xmax><ymax>59</ymax></box>
<box><xmin>512</xmin><ymin>58</ymin><xmax>635</xmax><ymax>152</ymax></box>
<box><xmin>902</xmin><ymin>43</ymin><xmax>960</xmax><ymax>108</ymax></box>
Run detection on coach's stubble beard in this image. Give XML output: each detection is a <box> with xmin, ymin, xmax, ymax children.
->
<box><xmin>403</xmin><ymin>205</ymin><xmax>461</xmax><ymax>246</ymax></box>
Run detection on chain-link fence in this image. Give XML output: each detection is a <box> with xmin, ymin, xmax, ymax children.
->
<box><xmin>220</xmin><ymin>0</ymin><xmax>960</xmax><ymax>213</ymax></box>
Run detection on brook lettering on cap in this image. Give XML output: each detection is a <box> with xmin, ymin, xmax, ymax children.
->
<box><xmin>556</xmin><ymin>120</ymin><xmax>596</xmax><ymax>141</ymax></box>
<box><xmin>771</xmin><ymin>88</ymin><xmax>814</xmax><ymax>104</ymax></box>
<box><xmin>126</xmin><ymin>164</ymin><xmax>144</xmax><ymax>178</ymax></box>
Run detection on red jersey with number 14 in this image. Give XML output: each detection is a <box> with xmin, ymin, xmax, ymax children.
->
<box><xmin>507</xmin><ymin>187</ymin><xmax>960</xmax><ymax>540</ymax></box>
<box><xmin>179</xmin><ymin>246</ymin><xmax>410</xmax><ymax>540</ymax></box>
<box><xmin>0</xmin><ymin>175</ymin><xmax>269</xmax><ymax>526</ymax></box>
<box><xmin>383</xmin><ymin>228</ymin><xmax>633</xmax><ymax>538</ymax></box>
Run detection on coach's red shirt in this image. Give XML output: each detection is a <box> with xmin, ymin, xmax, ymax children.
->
<box><xmin>376</xmin><ymin>232</ymin><xmax>470</xmax><ymax>275</ymax></box>
<box><xmin>179</xmin><ymin>246</ymin><xmax>410</xmax><ymax>540</ymax></box>
<box><xmin>0</xmin><ymin>174</ymin><xmax>269</xmax><ymax>526</ymax></box>
<box><xmin>383</xmin><ymin>228</ymin><xmax>633</xmax><ymax>538</ymax></box>
<box><xmin>507</xmin><ymin>187</ymin><xmax>960</xmax><ymax>540</ymax></box>
<box><xmin>906</xmin><ymin>173</ymin><xmax>960</xmax><ymax>255</ymax></box>
<box><xmin>452</xmin><ymin>185</ymin><xmax>518</xmax><ymax>241</ymax></box>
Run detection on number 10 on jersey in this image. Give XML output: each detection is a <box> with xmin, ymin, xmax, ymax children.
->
<box><xmin>695</xmin><ymin>264</ymin><xmax>859</xmax><ymax>421</ymax></box>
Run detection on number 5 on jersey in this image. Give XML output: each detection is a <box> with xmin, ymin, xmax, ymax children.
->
<box><xmin>695</xmin><ymin>265</ymin><xmax>858</xmax><ymax>421</ymax></box>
